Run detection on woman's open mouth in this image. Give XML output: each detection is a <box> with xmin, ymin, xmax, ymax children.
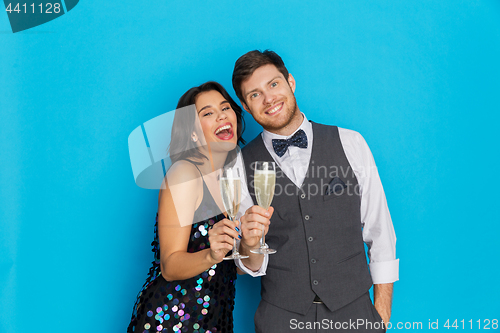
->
<box><xmin>214</xmin><ymin>123</ymin><xmax>234</xmax><ymax>140</ymax></box>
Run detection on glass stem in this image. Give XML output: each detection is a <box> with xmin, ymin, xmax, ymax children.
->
<box><xmin>231</xmin><ymin>216</ymin><xmax>239</xmax><ymax>255</ymax></box>
<box><xmin>260</xmin><ymin>227</ymin><xmax>265</xmax><ymax>248</ymax></box>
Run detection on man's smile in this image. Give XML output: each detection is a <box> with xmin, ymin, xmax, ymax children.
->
<box><xmin>265</xmin><ymin>102</ymin><xmax>283</xmax><ymax>115</ymax></box>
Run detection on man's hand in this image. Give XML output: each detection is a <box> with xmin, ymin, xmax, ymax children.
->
<box><xmin>374</xmin><ymin>283</ymin><xmax>393</xmax><ymax>327</ymax></box>
<box><xmin>240</xmin><ymin>205</ymin><xmax>273</xmax><ymax>250</ymax></box>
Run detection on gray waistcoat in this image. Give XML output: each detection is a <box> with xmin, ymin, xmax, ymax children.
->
<box><xmin>242</xmin><ymin>122</ymin><xmax>373</xmax><ymax>315</ymax></box>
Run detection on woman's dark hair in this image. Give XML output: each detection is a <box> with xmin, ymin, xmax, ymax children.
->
<box><xmin>169</xmin><ymin>81</ymin><xmax>245</xmax><ymax>165</ymax></box>
<box><xmin>232</xmin><ymin>50</ymin><xmax>289</xmax><ymax>104</ymax></box>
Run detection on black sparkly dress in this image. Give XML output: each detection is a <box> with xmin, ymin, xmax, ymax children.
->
<box><xmin>127</xmin><ymin>172</ymin><xmax>237</xmax><ymax>333</ymax></box>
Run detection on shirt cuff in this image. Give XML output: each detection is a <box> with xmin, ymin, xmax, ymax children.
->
<box><xmin>369</xmin><ymin>259</ymin><xmax>399</xmax><ymax>284</ymax></box>
<box><xmin>235</xmin><ymin>253</ymin><xmax>269</xmax><ymax>277</ymax></box>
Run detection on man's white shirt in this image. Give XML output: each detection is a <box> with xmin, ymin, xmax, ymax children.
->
<box><xmin>235</xmin><ymin>114</ymin><xmax>399</xmax><ymax>284</ymax></box>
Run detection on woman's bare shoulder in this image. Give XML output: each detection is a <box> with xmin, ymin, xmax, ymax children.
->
<box><xmin>160</xmin><ymin>160</ymin><xmax>202</xmax><ymax>193</ymax></box>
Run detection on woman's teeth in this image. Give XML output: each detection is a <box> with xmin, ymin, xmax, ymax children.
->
<box><xmin>215</xmin><ymin>125</ymin><xmax>231</xmax><ymax>135</ymax></box>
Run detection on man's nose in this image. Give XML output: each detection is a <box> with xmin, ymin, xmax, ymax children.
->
<box><xmin>263</xmin><ymin>91</ymin><xmax>276</xmax><ymax>105</ymax></box>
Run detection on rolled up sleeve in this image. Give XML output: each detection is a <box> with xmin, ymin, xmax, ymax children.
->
<box><xmin>339</xmin><ymin>128</ymin><xmax>399</xmax><ymax>284</ymax></box>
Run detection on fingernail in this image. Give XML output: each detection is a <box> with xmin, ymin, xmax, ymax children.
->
<box><xmin>238</xmin><ymin>235</ymin><xmax>242</xmax><ymax>239</ymax></box>
<box><xmin>235</xmin><ymin>227</ymin><xmax>240</xmax><ymax>232</ymax></box>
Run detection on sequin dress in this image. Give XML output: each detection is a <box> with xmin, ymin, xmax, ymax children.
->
<box><xmin>127</xmin><ymin>169</ymin><xmax>237</xmax><ymax>333</ymax></box>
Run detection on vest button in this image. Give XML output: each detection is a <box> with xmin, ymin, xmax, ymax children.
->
<box><xmin>311</xmin><ymin>259</ymin><xmax>317</xmax><ymax>264</ymax></box>
<box><xmin>301</xmin><ymin>193</ymin><xmax>306</xmax><ymax>199</ymax></box>
<box><xmin>308</xmin><ymin>237</ymin><xmax>313</xmax><ymax>242</ymax></box>
<box><xmin>313</xmin><ymin>280</ymin><xmax>319</xmax><ymax>285</ymax></box>
<box><xmin>304</xmin><ymin>215</ymin><xmax>310</xmax><ymax>220</ymax></box>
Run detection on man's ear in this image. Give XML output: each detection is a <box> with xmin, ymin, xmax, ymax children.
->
<box><xmin>288</xmin><ymin>73</ymin><xmax>296</xmax><ymax>93</ymax></box>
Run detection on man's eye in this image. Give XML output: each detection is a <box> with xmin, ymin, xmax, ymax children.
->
<box><xmin>271</xmin><ymin>82</ymin><xmax>278</xmax><ymax>88</ymax></box>
<box><xmin>251</xmin><ymin>93</ymin><xmax>259</xmax><ymax>99</ymax></box>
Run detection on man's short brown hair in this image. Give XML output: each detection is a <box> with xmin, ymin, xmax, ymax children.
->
<box><xmin>232</xmin><ymin>50</ymin><xmax>289</xmax><ymax>104</ymax></box>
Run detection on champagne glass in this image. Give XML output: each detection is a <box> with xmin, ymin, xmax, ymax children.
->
<box><xmin>250</xmin><ymin>161</ymin><xmax>277</xmax><ymax>255</ymax></box>
<box><xmin>220</xmin><ymin>166</ymin><xmax>249</xmax><ymax>260</ymax></box>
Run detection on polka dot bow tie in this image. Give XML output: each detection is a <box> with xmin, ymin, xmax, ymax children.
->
<box><xmin>272</xmin><ymin>129</ymin><xmax>308</xmax><ymax>157</ymax></box>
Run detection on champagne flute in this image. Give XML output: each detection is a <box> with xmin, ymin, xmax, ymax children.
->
<box><xmin>250</xmin><ymin>161</ymin><xmax>277</xmax><ymax>255</ymax></box>
<box><xmin>220</xmin><ymin>166</ymin><xmax>249</xmax><ymax>260</ymax></box>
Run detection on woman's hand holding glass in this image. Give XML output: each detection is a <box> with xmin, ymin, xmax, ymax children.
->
<box><xmin>207</xmin><ymin>219</ymin><xmax>242</xmax><ymax>263</ymax></box>
<box><xmin>219</xmin><ymin>165</ymin><xmax>248</xmax><ymax>260</ymax></box>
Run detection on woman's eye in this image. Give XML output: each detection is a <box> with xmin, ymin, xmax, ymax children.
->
<box><xmin>251</xmin><ymin>93</ymin><xmax>259</xmax><ymax>99</ymax></box>
<box><xmin>203</xmin><ymin>112</ymin><xmax>212</xmax><ymax>117</ymax></box>
<box><xmin>222</xmin><ymin>106</ymin><xmax>231</xmax><ymax>111</ymax></box>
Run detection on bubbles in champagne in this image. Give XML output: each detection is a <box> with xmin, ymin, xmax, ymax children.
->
<box><xmin>220</xmin><ymin>178</ymin><xmax>241</xmax><ymax>219</ymax></box>
<box><xmin>254</xmin><ymin>170</ymin><xmax>276</xmax><ymax>209</ymax></box>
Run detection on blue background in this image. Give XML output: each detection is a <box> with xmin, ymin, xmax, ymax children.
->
<box><xmin>1</xmin><ymin>1</ymin><xmax>499</xmax><ymax>332</ymax></box>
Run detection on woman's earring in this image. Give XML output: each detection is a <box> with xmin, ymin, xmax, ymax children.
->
<box><xmin>192</xmin><ymin>136</ymin><xmax>198</xmax><ymax>142</ymax></box>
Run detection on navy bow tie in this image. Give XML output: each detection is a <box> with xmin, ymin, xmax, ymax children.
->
<box><xmin>272</xmin><ymin>129</ymin><xmax>308</xmax><ymax>157</ymax></box>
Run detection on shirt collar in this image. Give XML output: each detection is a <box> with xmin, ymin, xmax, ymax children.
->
<box><xmin>261</xmin><ymin>113</ymin><xmax>312</xmax><ymax>157</ymax></box>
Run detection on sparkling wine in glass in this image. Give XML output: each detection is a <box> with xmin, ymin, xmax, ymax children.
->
<box><xmin>250</xmin><ymin>161</ymin><xmax>277</xmax><ymax>255</ymax></box>
<box><xmin>220</xmin><ymin>166</ymin><xmax>249</xmax><ymax>260</ymax></box>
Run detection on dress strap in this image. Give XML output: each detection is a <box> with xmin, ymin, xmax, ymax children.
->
<box><xmin>182</xmin><ymin>160</ymin><xmax>210</xmax><ymax>191</ymax></box>
<box><xmin>182</xmin><ymin>160</ymin><xmax>221</xmax><ymax>220</ymax></box>
<box><xmin>191</xmin><ymin>164</ymin><xmax>204</xmax><ymax>177</ymax></box>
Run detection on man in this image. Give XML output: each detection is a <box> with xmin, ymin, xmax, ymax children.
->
<box><xmin>235</xmin><ymin>50</ymin><xmax>398</xmax><ymax>332</ymax></box>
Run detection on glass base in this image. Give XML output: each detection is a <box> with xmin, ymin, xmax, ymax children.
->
<box><xmin>223</xmin><ymin>253</ymin><xmax>249</xmax><ymax>260</ymax></box>
<box><xmin>250</xmin><ymin>247</ymin><xmax>277</xmax><ymax>254</ymax></box>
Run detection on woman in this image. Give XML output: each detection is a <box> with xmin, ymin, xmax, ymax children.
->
<box><xmin>128</xmin><ymin>82</ymin><xmax>246</xmax><ymax>333</ymax></box>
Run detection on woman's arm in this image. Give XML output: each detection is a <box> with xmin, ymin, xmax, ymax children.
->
<box><xmin>158</xmin><ymin>162</ymin><xmax>238</xmax><ymax>281</ymax></box>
